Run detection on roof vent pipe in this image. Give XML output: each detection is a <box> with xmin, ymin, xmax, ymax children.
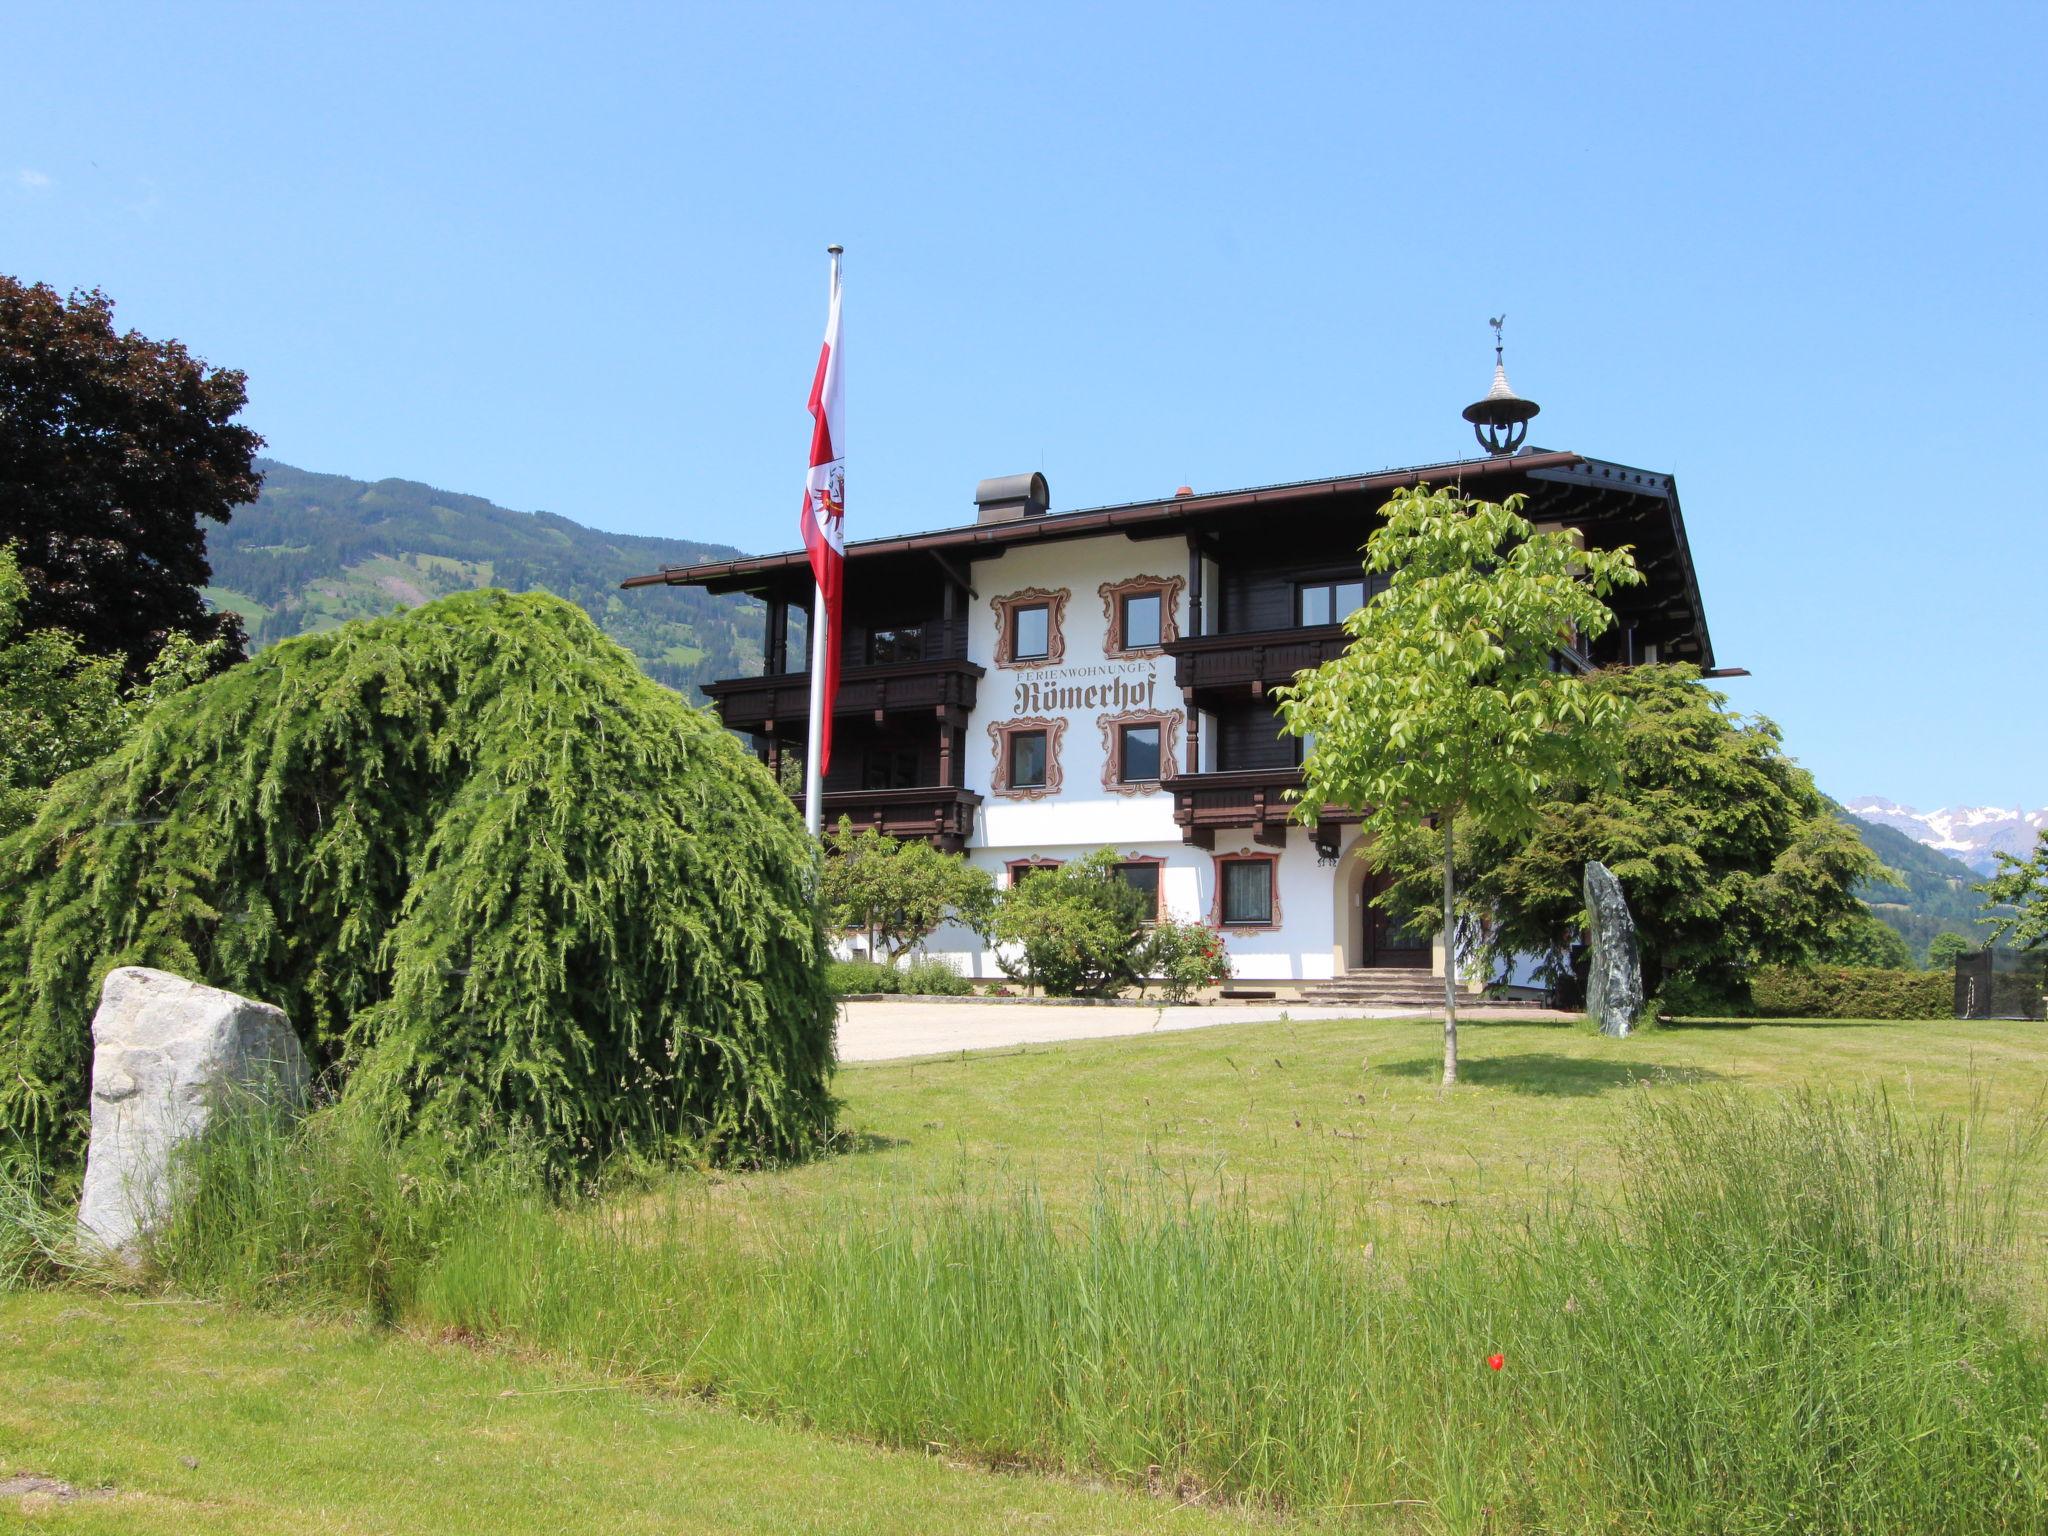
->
<box><xmin>974</xmin><ymin>472</ymin><xmax>1050</xmax><ymax>524</ymax></box>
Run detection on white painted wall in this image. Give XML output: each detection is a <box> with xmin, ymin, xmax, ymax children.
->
<box><xmin>908</xmin><ymin>532</ymin><xmax>1344</xmax><ymax>984</ymax></box>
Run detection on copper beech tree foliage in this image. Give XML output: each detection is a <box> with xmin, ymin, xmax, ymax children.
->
<box><xmin>0</xmin><ymin>276</ymin><xmax>261</xmax><ymax>677</ymax></box>
<box><xmin>1276</xmin><ymin>485</ymin><xmax>1642</xmax><ymax>1084</ymax></box>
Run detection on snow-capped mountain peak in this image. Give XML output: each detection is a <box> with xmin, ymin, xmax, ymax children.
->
<box><xmin>1844</xmin><ymin>798</ymin><xmax>2048</xmax><ymax>874</ymax></box>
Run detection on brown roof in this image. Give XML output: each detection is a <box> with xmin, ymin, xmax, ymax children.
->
<box><xmin>621</xmin><ymin>449</ymin><xmax>1587</xmax><ymax>594</ymax></box>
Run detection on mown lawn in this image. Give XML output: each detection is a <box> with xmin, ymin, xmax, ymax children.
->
<box><xmin>703</xmin><ymin>1013</ymin><xmax>2048</xmax><ymax>1268</ymax></box>
<box><xmin>0</xmin><ymin>1292</ymin><xmax>1267</xmax><ymax>1535</ymax></box>
<box><xmin>8</xmin><ymin>1012</ymin><xmax>2044</xmax><ymax>1533</ymax></box>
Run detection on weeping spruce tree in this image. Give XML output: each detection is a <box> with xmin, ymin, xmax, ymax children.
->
<box><xmin>0</xmin><ymin>589</ymin><xmax>836</xmax><ymax>1166</ymax></box>
<box><xmin>1276</xmin><ymin>486</ymin><xmax>1640</xmax><ymax>1084</ymax></box>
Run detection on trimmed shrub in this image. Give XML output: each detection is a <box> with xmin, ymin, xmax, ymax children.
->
<box><xmin>1749</xmin><ymin>965</ymin><xmax>1949</xmax><ymax>1020</ymax></box>
<box><xmin>825</xmin><ymin>960</ymin><xmax>901</xmax><ymax>997</ymax></box>
<box><xmin>990</xmin><ymin>850</ymin><xmax>1151</xmax><ymax>996</ymax></box>
<box><xmin>900</xmin><ymin>956</ymin><xmax>973</xmax><ymax>996</ymax></box>
<box><xmin>0</xmin><ymin>590</ymin><xmax>835</xmax><ymax>1168</ymax></box>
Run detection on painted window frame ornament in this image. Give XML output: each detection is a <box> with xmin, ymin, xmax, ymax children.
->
<box><xmin>987</xmin><ymin>715</ymin><xmax>1067</xmax><ymax>800</ymax></box>
<box><xmin>991</xmin><ymin>586</ymin><xmax>1070</xmax><ymax>669</ymax></box>
<box><xmin>1005</xmin><ymin>856</ymin><xmax>1063</xmax><ymax>888</ymax></box>
<box><xmin>1096</xmin><ymin>707</ymin><xmax>1182</xmax><ymax>795</ymax></box>
<box><xmin>1209</xmin><ymin>846</ymin><xmax>1283</xmax><ymax>932</ymax></box>
<box><xmin>1097</xmin><ymin>573</ymin><xmax>1186</xmax><ymax>659</ymax></box>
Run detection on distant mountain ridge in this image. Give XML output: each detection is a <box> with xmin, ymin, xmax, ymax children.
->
<box><xmin>204</xmin><ymin>459</ymin><xmax>760</xmax><ymax>697</ymax></box>
<box><xmin>1844</xmin><ymin>798</ymin><xmax>2047</xmax><ymax>876</ymax></box>
<box><xmin>1837</xmin><ymin>806</ymin><xmax>1998</xmax><ymax>962</ymax></box>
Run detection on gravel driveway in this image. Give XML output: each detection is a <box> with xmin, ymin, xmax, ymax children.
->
<box><xmin>835</xmin><ymin>997</ymin><xmax>1570</xmax><ymax>1062</ymax></box>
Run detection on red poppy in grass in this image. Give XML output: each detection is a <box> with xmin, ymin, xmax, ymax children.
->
<box><xmin>1487</xmin><ymin>1353</ymin><xmax>1505</xmax><ymax>1371</ymax></box>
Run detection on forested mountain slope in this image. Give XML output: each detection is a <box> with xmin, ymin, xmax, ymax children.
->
<box><xmin>204</xmin><ymin>460</ymin><xmax>759</xmax><ymax>696</ymax></box>
<box><xmin>1839</xmin><ymin>806</ymin><xmax>1996</xmax><ymax>960</ymax></box>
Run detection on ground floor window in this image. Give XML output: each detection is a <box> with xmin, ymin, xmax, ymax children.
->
<box><xmin>1114</xmin><ymin>859</ymin><xmax>1163</xmax><ymax>920</ymax></box>
<box><xmin>1219</xmin><ymin>857</ymin><xmax>1274</xmax><ymax>926</ymax></box>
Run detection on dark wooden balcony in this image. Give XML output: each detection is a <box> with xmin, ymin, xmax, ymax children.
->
<box><xmin>1163</xmin><ymin>767</ymin><xmax>1362</xmax><ymax>849</ymax></box>
<box><xmin>793</xmin><ymin>785</ymin><xmax>982</xmax><ymax>853</ymax></box>
<box><xmin>704</xmin><ymin>656</ymin><xmax>984</xmax><ymax>733</ymax></box>
<box><xmin>1162</xmin><ymin>625</ymin><xmax>1350</xmax><ymax>698</ymax></box>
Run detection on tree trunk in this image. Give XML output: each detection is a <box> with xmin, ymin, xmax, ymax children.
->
<box><xmin>1441</xmin><ymin>809</ymin><xmax>1459</xmax><ymax>1087</ymax></box>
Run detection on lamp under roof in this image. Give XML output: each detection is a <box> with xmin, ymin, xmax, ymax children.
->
<box><xmin>1462</xmin><ymin>315</ymin><xmax>1540</xmax><ymax>456</ymax></box>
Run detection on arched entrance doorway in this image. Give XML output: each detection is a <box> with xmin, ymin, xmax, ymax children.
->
<box><xmin>1337</xmin><ymin>840</ymin><xmax>1433</xmax><ymax>970</ymax></box>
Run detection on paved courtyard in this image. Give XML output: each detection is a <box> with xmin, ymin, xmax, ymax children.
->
<box><xmin>836</xmin><ymin>997</ymin><xmax>1574</xmax><ymax>1062</ymax></box>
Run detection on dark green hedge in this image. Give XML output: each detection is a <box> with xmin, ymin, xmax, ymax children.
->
<box><xmin>1748</xmin><ymin>966</ymin><xmax>1950</xmax><ymax>1020</ymax></box>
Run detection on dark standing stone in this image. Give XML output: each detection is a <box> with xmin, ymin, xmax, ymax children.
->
<box><xmin>1583</xmin><ymin>861</ymin><xmax>1645</xmax><ymax>1038</ymax></box>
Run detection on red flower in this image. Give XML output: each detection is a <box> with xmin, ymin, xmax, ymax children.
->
<box><xmin>1486</xmin><ymin>1352</ymin><xmax>1505</xmax><ymax>1372</ymax></box>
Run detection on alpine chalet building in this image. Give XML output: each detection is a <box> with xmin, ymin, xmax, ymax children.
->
<box><xmin>627</xmin><ymin>401</ymin><xmax>1716</xmax><ymax>1003</ymax></box>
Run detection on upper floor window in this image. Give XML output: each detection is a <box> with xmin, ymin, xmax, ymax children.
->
<box><xmin>1011</xmin><ymin>604</ymin><xmax>1050</xmax><ymax>662</ymax></box>
<box><xmin>862</xmin><ymin>748</ymin><xmax>920</xmax><ymax>790</ymax></box>
<box><xmin>988</xmin><ymin>714</ymin><xmax>1065</xmax><ymax>799</ymax></box>
<box><xmin>1122</xmin><ymin>591</ymin><xmax>1162</xmax><ymax>650</ymax></box>
<box><xmin>1119</xmin><ymin>722</ymin><xmax>1161</xmax><ymax>784</ymax></box>
<box><xmin>867</xmin><ymin>625</ymin><xmax>925</xmax><ymax>664</ymax></box>
<box><xmin>991</xmin><ymin>587</ymin><xmax>1069</xmax><ymax>668</ymax></box>
<box><xmin>1098</xmin><ymin>573</ymin><xmax>1184</xmax><ymax>658</ymax></box>
<box><xmin>1097</xmin><ymin>708</ymin><xmax>1181</xmax><ymax>796</ymax></box>
<box><xmin>1008</xmin><ymin>728</ymin><xmax>1048</xmax><ymax>789</ymax></box>
<box><xmin>1297</xmin><ymin>578</ymin><xmax>1368</xmax><ymax>627</ymax></box>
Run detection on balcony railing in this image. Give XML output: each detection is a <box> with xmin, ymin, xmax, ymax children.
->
<box><xmin>1162</xmin><ymin>767</ymin><xmax>1362</xmax><ymax>849</ymax></box>
<box><xmin>793</xmin><ymin>785</ymin><xmax>982</xmax><ymax>852</ymax></box>
<box><xmin>705</xmin><ymin>656</ymin><xmax>984</xmax><ymax>732</ymax></box>
<box><xmin>1161</xmin><ymin>625</ymin><xmax>1350</xmax><ymax>696</ymax></box>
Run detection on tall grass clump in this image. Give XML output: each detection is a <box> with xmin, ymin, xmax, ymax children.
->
<box><xmin>411</xmin><ymin>1087</ymin><xmax>2048</xmax><ymax>1534</ymax></box>
<box><xmin>143</xmin><ymin>1100</ymin><xmax>540</xmax><ymax>1321</ymax></box>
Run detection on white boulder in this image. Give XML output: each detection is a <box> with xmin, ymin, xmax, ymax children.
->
<box><xmin>77</xmin><ymin>967</ymin><xmax>308</xmax><ymax>1252</ymax></box>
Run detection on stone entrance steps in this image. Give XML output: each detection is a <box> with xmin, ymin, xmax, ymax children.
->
<box><xmin>1297</xmin><ymin>969</ymin><xmax>1447</xmax><ymax>1009</ymax></box>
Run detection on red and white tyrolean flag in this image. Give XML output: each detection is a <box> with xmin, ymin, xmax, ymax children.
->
<box><xmin>800</xmin><ymin>254</ymin><xmax>845</xmax><ymax>775</ymax></box>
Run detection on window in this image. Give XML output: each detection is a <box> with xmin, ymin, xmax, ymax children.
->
<box><xmin>1008</xmin><ymin>729</ymin><xmax>1048</xmax><ymax>790</ymax></box>
<box><xmin>1298</xmin><ymin>578</ymin><xmax>1368</xmax><ymax>627</ymax></box>
<box><xmin>1115</xmin><ymin>860</ymin><xmax>1163</xmax><ymax>920</ymax></box>
<box><xmin>1221</xmin><ymin>859</ymin><xmax>1274</xmax><ymax>926</ymax></box>
<box><xmin>1118</xmin><ymin>722</ymin><xmax>1161</xmax><ymax>784</ymax></box>
<box><xmin>989</xmin><ymin>715</ymin><xmax>1065</xmax><ymax>798</ymax></box>
<box><xmin>991</xmin><ymin>588</ymin><xmax>1069</xmax><ymax>668</ymax></box>
<box><xmin>1011</xmin><ymin>604</ymin><xmax>1050</xmax><ymax>662</ymax></box>
<box><xmin>862</xmin><ymin>748</ymin><xmax>919</xmax><ymax>790</ymax></box>
<box><xmin>1121</xmin><ymin>591</ymin><xmax>1162</xmax><ymax>650</ymax></box>
<box><xmin>1098</xmin><ymin>574</ymin><xmax>1183</xmax><ymax>657</ymax></box>
<box><xmin>1007</xmin><ymin>858</ymin><xmax>1061</xmax><ymax>888</ymax></box>
<box><xmin>867</xmin><ymin>625</ymin><xmax>925</xmax><ymax>664</ymax></box>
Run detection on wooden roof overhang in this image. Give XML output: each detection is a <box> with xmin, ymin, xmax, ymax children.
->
<box><xmin>623</xmin><ymin>449</ymin><xmax>1715</xmax><ymax>669</ymax></box>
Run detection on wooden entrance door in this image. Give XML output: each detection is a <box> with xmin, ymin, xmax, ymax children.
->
<box><xmin>1362</xmin><ymin>869</ymin><xmax>1432</xmax><ymax>968</ymax></box>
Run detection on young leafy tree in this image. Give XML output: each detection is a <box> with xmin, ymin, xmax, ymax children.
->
<box><xmin>1926</xmin><ymin>931</ymin><xmax>1978</xmax><ymax>969</ymax></box>
<box><xmin>1276</xmin><ymin>485</ymin><xmax>1641</xmax><ymax>1084</ymax></box>
<box><xmin>818</xmin><ymin>816</ymin><xmax>995</xmax><ymax>960</ymax></box>
<box><xmin>0</xmin><ymin>276</ymin><xmax>261</xmax><ymax>677</ymax></box>
<box><xmin>990</xmin><ymin>850</ymin><xmax>1152</xmax><ymax>997</ymax></box>
<box><xmin>1977</xmin><ymin>831</ymin><xmax>2048</xmax><ymax>951</ymax></box>
<box><xmin>1368</xmin><ymin>664</ymin><xmax>1888</xmax><ymax>1001</ymax></box>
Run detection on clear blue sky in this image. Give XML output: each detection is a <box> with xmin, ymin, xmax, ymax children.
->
<box><xmin>6</xmin><ymin>2</ymin><xmax>2041</xmax><ymax>810</ymax></box>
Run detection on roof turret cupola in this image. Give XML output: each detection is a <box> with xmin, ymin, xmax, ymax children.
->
<box><xmin>1461</xmin><ymin>315</ymin><xmax>1541</xmax><ymax>456</ymax></box>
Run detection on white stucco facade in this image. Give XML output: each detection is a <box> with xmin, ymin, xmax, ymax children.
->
<box><xmin>904</xmin><ymin>531</ymin><xmax>1438</xmax><ymax>988</ymax></box>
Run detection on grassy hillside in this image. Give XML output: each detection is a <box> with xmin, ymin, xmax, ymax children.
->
<box><xmin>204</xmin><ymin>459</ymin><xmax>760</xmax><ymax>697</ymax></box>
<box><xmin>1841</xmin><ymin>806</ymin><xmax>1995</xmax><ymax>960</ymax></box>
